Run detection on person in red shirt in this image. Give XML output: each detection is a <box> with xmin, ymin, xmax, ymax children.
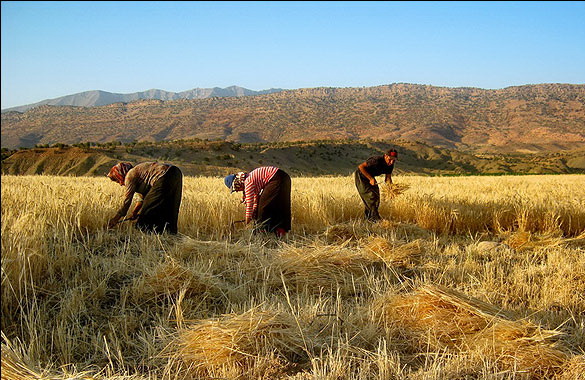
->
<box><xmin>224</xmin><ymin>166</ymin><xmax>291</xmax><ymax>237</ymax></box>
<box><xmin>355</xmin><ymin>149</ymin><xmax>397</xmax><ymax>221</ymax></box>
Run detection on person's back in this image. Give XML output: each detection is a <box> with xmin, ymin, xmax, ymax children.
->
<box><xmin>107</xmin><ymin>161</ymin><xmax>183</xmax><ymax>234</ymax></box>
<box><xmin>125</xmin><ymin>162</ymin><xmax>172</xmax><ymax>198</ymax></box>
<box><xmin>224</xmin><ymin>166</ymin><xmax>291</xmax><ymax>237</ymax></box>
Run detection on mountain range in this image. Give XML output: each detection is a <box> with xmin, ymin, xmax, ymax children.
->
<box><xmin>1</xmin><ymin>86</ymin><xmax>284</xmax><ymax>113</ymax></box>
<box><xmin>1</xmin><ymin>83</ymin><xmax>584</xmax><ymax>153</ymax></box>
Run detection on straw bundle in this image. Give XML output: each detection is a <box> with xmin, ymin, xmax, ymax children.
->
<box><xmin>131</xmin><ymin>259</ymin><xmax>225</xmax><ymax>301</ymax></box>
<box><xmin>1</xmin><ymin>345</ymin><xmax>43</xmax><ymax>380</ymax></box>
<box><xmin>468</xmin><ymin>320</ymin><xmax>569</xmax><ymax>378</ymax></box>
<box><xmin>504</xmin><ymin>230</ymin><xmax>564</xmax><ymax>251</ymax></box>
<box><xmin>0</xmin><ymin>340</ymin><xmax>88</xmax><ymax>380</ymax></box>
<box><xmin>562</xmin><ymin>231</ymin><xmax>585</xmax><ymax>249</ymax></box>
<box><xmin>372</xmin><ymin>285</ymin><xmax>570</xmax><ymax>376</ymax></box>
<box><xmin>362</xmin><ymin>237</ymin><xmax>423</xmax><ymax>267</ymax></box>
<box><xmin>379</xmin><ymin>183</ymin><xmax>411</xmax><ymax>200</ymax></box>
<box><xmin>557</xmin><ymin>355</ymin><xmax>585</xmax><ymax>380</ymax></box>
<box><xmin>175</xmin><ymin>237</ymin><xmax>252</xmax><ymax>261</ymax></box>
<box><xmin>269</xmin><ymin>244</ymin><xmax>373</xmax><ymax>293</ymax></box>
<box><xmin>171</xmin><ymin>309</ymin><xmax>307</xmax><ymax>378</ymax></box>
<box><xmin>324</xmin><ymin>224</ymin><xmax>360</xmax><ymax>242</ymax></box>
<box><xmin>372</xmin><ymin>285</ymin><xmax>499</xmax><ymax>350</ymax></box>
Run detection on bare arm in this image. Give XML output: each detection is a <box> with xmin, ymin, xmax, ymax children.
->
<box><xmin>108</xmin><ymin>186</ymin><xmax>136</xmax><ymax>228</ymax></box>
<box><xmin>358</xmin><ymin>162</ymin><xmax>377</xmax><ymax>185</ymax></box>
<box><xmin>129</xmin><ymin>201</ymin><xmax>143</xmax><ymax>220</ymax></box>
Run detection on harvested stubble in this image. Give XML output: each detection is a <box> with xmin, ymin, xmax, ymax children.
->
<box><xmin>372</xmin><ymin>284</ymin><xmax>570</xmax><ymax>377</ymax></box>
<box><xmin>170</xmin><ymin>309</ymin><xmax>308</xmax><ymax>378</ymax></box>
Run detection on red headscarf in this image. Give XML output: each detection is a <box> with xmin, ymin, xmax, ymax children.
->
<box><xmin>107</xmin><ymin>162</ymin><xmax>133</xmax><ymax>184</ymax></box>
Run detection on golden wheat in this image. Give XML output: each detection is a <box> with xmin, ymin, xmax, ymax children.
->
<box><xmin>1</xmin><ymin>174</ymin><xmax>584</xmax><ymax>379</ymax></box>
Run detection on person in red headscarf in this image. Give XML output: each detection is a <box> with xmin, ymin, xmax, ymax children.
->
<box><xmin>355</xmin><ymin>149</ymin><xmax>398</xmax><ymax>221</ymax></box>
<box><xmin>107</xmin><ymin>161</ymin><xmax>183</xmax><ymax>234</ymax></box>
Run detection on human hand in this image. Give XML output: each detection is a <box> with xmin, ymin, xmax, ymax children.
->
<box><xmin>369</xmin><ymin>178</ymin><xmax>376</xmax><ymax>186</ymax></box>
<box><xmin>107</xmin><ymin>217</ymin><xmax>120</xmax><ymax>229</ymax></box>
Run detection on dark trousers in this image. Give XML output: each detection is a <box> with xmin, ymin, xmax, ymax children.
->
<box><xmin>136</xmin><ymin>166</ymin><xmax>183</xmax><ymax>234</ymax></box>
<box><xmin>354</xmin><ymin>170</ymin><xmax>381</xmax><ymax>221</ymax></box>
<box><xmin>256</xmin><ymin>169</ymin><xmax>292</xmax><ymax>233</ymax></box>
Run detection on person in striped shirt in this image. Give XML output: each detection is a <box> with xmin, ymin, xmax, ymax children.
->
<box><xmin>224</xmin><ymin>166</ymin><xmax>291</xmax><ymax>237</ymax></box>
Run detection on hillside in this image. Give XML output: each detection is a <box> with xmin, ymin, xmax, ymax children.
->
<box><xmin>2</xmin><ymin>83</ymin><xmax>584</xmax><ymax>153</ymax></box>
<box><xmin>1</xmin><ymin>86</ymin><xmax>285</xmax><ymax>113</ymax></box>
<box><xmin>2</xmin><ymin>139</ymin><xmax>584</xmax><ymax>177</ymax></box>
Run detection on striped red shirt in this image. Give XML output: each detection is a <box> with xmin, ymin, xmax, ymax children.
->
<box><xmin>243</xmin><ymin>166</ymin><xmax>279</xmax><ymax>221</ymax></box>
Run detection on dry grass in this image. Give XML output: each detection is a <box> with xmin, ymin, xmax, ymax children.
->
<box><xmin>1</xmin><ymin>174</ymin><xmax>584</xmax><ymax>379</ymax></box>
<box><xmin>169</xmin><ymin>309</ymin><xmax>308</xmax><ymax>378</ymax></box>
<box><xmin>130</xmin><ymin>257</ymin><xmax>227</xmax><ymax>301</ymax></box>
<box><xmin>267</xmin><ymin>242</ymin><xmax>374</xmax><ymax>295</ymax></box>
<box><xmin>372</xmin><ymin>285</ymin><xmax>571</xmax><ymax>378</ymax></box>
<box><xmin>361</xmin><ymin>237</ymin><xmax>423</xmax><ymax>267</ymax></box>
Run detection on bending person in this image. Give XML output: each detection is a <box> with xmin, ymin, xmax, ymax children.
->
<box><xmin>107</xmin><ymin>161</ymin><xmax>183</xmax><ymax>234</ymax></box>
<box><xmin>224</xmin><ymin>166</ymin><xmax>291</xmax><ymax>237</ymax></box>
<box><xmin>355</xmin><ymin>149</ymin><xmax>397</xmax><ymax>221</ymax></box>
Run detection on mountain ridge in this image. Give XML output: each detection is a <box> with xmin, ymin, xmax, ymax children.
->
<box><xmin>1</xmin><ymin>86</ymin><xmax>285</xmax><ymax>113</ymax></box>
<box><xmin>1</xmin><ymin>83</ymin><xmax>583</xmax><ymax>153</ymax></box>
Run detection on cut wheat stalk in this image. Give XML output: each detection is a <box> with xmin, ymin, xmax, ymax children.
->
<box><xmin>371</xmin><ymin>284</ymin><xmax>570</xmax><ymax>377</ymax></box>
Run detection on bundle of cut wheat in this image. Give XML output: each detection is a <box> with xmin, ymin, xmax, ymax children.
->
<box><xmin>556</xmin><ymin>355</ymin><xmax>585</xmax><ymax>380</ymax></box>
<box><xmin>372</xmin><ymin>285</ymin><xmax>497</xmax><ymax>351</ymax></box>
<box><xmin>131</xmin><ymin>258</ymin><xmax>225</xmax><ymax>301</ymax></box>
<box><xmin>468</xmin><ymin>320</ymin><xmax>569</xmax><ymax>378</ymax></box>
<box><xmin>361</xmin><ymin>237</ymin><xmax>423</xmax><ymax>267</ymax></box>
<box><xmin>170</xmin><ymin>309</ymin><xmax>308</xmax><ymax>378</ymax></box>
<box><xmin>324</xmin><ymin>224</ymin><xmax>361</xmax><ymax>242</ymax></box>
<box><xmin>0</xmin><ymin>339</ymin><xmax>93</xmax><ymax>380</ymax></box>
<box><xmin>269</xmin><ymin>243</ymin><xmax>374</xmax><ymax>293</ymax></box>
<box><xmin>371</xmin><ymin>285</ymin><xmax>570</xmax><ymax>376</ymax></box>
<box><xmin>379</xmin><ymin>183</ymin><xmax>411</xmax><ymax>200</ymax></box>
<box><xmin>503</xmin><ymin>230</ymin><xmax>564</xmax><ymax>251</ymax></box>
<box><xmin>1</xmin><ymin>345</ymin><xmax>43</xmax><ymax>380</ymax></box>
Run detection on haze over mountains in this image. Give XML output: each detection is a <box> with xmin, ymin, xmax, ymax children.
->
<box><xmin>1</xmin><ymin>83</ymin><xmax>584</xmax><ymax>154</ymax></box>
<box><xmin>1</xmin><ymin>86</ymin><xmax>285</xmax><ymax>113</ymax></box>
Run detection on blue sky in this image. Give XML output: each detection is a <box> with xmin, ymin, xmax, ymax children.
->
<box><xmin>2</xmin><ymin>1</ymin><xmax>584</xmax><ymax>109</ymax></box>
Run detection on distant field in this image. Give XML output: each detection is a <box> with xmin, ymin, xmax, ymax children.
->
<box><xmin>2</xmin><ymin>174</ymin><xmax>584</xmax><ymax>379</ymax></box>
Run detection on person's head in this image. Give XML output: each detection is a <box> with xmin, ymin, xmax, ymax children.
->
<box><xmin>107</xmin><ymin>162</ymin><xmax>133</xmax><ymax>186</ymax></box>
<box><xmin>224</xmin><ymin>172</ymin><xmax>247</xmax><ymax>193</ymax></box>
<box><xmin>384</xmin><ymin>149</ymin><xmax>398</xmax><ymax>165</ymax></box>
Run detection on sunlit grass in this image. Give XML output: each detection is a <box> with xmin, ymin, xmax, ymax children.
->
<box><xmin>1</xmin><ymin>174</ymin><xmax>584</xmax><ymax>379</ymax></box>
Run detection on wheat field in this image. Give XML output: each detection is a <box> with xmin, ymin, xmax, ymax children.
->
<box><xmin>1</xmin><ymin>174</ymin><xmax>584</xmax><ymax>380</ymax></box>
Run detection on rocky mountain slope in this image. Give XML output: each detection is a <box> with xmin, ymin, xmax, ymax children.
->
<box><xmin>2</xmin><ymin>83</ymin><xmax>584</xmax><ymax>153</ymax></box>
